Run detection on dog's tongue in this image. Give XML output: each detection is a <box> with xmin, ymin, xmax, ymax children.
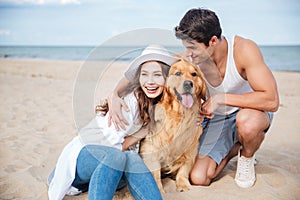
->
<box><xmin>181</xmin><ymin>94</ymin><xmax>194</xmax><ymax>108</ymax></box>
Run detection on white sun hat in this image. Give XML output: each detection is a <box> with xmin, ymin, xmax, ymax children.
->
<box><xmin>124</xmin><ymin>44</ymin><xmax>179</xmax><ymax>82</ymax></box>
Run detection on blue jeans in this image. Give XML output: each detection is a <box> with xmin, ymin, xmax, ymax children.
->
<box><xmin>72</xmin><ymin>145</ymin><xmax>162</xmax><ymax>200</ymax></box>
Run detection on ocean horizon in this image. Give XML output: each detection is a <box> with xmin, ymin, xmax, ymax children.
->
<box><xmin>0</xmin><ymin>45</ymin><xmax>299</xmax><ymax>72</ymax></box>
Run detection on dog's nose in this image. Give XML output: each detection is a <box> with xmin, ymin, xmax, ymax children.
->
<box><xmin>183</xmin><ymin>80</ymin><xmax>193</xmax><ymax>92</ymax></box>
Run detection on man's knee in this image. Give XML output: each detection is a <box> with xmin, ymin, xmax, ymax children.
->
<box><xmin>236</xmin><ymin>112</ymin><xmax>254</xmax><ymax>135</ymax></box>
<box><xmin>189</xmin><ymin>157</ymin><xmax>216</xmax><ymax>186</ymax></box>
<box><xmin>236</xmin><ymin>109</ymin><xmax>267</xmax><ymax>139</ymax></box>
<box><xmin>190</xmin><ymin>169</ymin><xmax>211</xmax><ymax>186</ymax></box>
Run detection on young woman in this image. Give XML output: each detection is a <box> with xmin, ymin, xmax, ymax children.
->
<box><xmin>48</xmin><ymin>45</ymin><xmax>178</xmax><ymax>200</ymax></box>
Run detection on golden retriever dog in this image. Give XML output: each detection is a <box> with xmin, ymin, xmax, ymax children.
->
<box><xmin>139</xmin><ymin>59</ymin><xmax>206</xmax><ymax>192</ymax></box>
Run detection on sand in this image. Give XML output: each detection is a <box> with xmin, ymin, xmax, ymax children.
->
<box><xmin>0</xmin><ymin>59</ymin><xmax>299</xmax><ymax>200</ymax></box>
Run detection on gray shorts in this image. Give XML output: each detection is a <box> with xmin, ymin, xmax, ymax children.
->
<box><xmin>198</xmin><ymin>110</ymin><xmax>273</xmax><ymax>165</ymax></box>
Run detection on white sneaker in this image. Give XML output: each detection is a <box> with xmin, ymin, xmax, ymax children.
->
<box><xmin>235</xmin><ymin>149</ymin><xmax>256</xmax><ymax>188</ymax></box>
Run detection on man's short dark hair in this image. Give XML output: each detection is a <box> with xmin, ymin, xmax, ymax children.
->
<box><xmin>175</xmin><ymin>8</ymin><xmax>222</xmax><ymax>46</ymax></box>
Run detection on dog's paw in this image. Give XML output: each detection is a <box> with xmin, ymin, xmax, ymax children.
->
<box><xmin>176</xmin><ymin>179</ymin><xmax>191</xmax><ymax>192</ymax></box>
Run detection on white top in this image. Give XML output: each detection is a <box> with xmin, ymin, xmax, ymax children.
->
<box><xmin>48</xmin><ymin>92</ymin><xmax>142</xmax><ymax>200</ymax></box>
<box><xmin>205</xmin><ymin>36</ymin><xmax>253</xmax><ymax>115</ymax></box>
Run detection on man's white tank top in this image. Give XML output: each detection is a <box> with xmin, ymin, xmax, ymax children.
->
<box><xmin>205</xmin><ymin>36</ymin><xmax>253</xmax><ymax>115</ymax></box>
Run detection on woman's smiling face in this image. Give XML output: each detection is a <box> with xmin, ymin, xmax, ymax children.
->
<box><xmin>139</xmin><ymin>61</ymin><xmax>166</xmax><ymax>99</ymax></box>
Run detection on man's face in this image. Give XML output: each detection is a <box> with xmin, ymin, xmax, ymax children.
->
<box><xmin>182</xmin><ymin>40</ymin><xmax>212</xmax><ymax>65</ymax></box>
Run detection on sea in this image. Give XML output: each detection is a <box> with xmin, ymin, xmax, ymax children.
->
<box><xmin>0</xmin><ymin>45</ymin><xmax>299</xmax><ymax>72</ymax></box>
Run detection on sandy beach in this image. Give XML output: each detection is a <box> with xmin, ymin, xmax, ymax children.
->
<box><xmin>0</xmin><ymin>58</ymin><xmax>299</xmax><ymax>200</ymax></box>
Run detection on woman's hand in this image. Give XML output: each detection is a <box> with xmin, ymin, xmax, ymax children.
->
<box><xmin>122</xmin><ymin>136</ymin><xmax>137</xmax><ymax>151</ymax></box>
<box><xmin>122</xmin><ymin>127</ymin><xmax>148</xmax><ymax>151</ymax></box>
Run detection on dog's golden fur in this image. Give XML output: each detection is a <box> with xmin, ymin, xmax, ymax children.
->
<box><xmin>139</xmin><ymin>59</ymin><xmax>206</xmax><ymax>192</ymax></box>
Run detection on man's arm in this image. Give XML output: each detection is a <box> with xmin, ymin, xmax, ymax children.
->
<box><xmin>202</xmin><ymin>37</ymin><xmax>279</xmax><ymax>115</ymax></box>
<box><xmin>107</xmin><ymin>77</ymin><xmax>131</xmax><ymax>130</ymax></box>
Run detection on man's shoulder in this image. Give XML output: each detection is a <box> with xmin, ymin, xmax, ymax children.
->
<box><xmin>232</xmin><ymin>35</ymin><xmax>263</xmax><ymax>75</ymax></box>
<box><xmin>234</xmin><ymin>35</ymin><xmax>258</xmax><ymax>50</ymax></box>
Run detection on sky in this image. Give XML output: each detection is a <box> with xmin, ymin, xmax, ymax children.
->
<box><xmin>0</xmin><ymin>0</ymin><xmax>299</xmax><ymax>46</ymax></box>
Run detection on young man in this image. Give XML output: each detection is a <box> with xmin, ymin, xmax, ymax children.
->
<box><xmin>108</xmin><ymin>8</ymin><xmax>279</xmax><ymax>188</ymax></box>
<box><xmin>174</xmin><ymin>8</ymin><xmax>279</xmax><ymax>188</ymax></box>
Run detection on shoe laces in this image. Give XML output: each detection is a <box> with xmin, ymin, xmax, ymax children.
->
<box><xmin>237</xmin><ymin>156</ymin><xmax>253</xmax><ymax>178</ymax></box>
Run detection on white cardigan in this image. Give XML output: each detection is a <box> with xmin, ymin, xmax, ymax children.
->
<box><xmin>48</xmin><ymin>92</ymin><xmax>142</xmax><ymax>200</ymax></box>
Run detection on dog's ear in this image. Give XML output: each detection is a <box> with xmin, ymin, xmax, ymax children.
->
<box><xmin>199</xmin><ymin>82</ymin><xmax>207</xmax><ymax>101</ymax></box>
<box><xmin>198</xmin><ymin>72</ymin><xmax>207</xmax><ymax>102</ymax></box>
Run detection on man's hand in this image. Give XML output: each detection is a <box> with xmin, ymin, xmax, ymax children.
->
<box><xmin>107</xmin><ymin>92</ymin><xmax>130</xmax><ymax>131</ymax></box>
<box><xmin>196</xmin><ymin>111</ymin><xmax>204</xmax><ymax>126</ymax></box>
<box><xmin>201</xmin><ymin>94</ymin><xmax>224</xmax><ymax>118</ymax></box>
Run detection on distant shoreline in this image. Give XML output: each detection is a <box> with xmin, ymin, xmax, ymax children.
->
<box><xmin>0</xmin><ymin>45</ymin><xmax>299</xmax><ymax>72</ymax></box>
<box><xmin>1</xmin><ymin>44</ymin><xmax>300</xmax><ymax>47</ymax></box>
<box><xmin>0</xmin><ymin>57</ymin><xmax>299</xmax><ymax>73</ymax></box>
